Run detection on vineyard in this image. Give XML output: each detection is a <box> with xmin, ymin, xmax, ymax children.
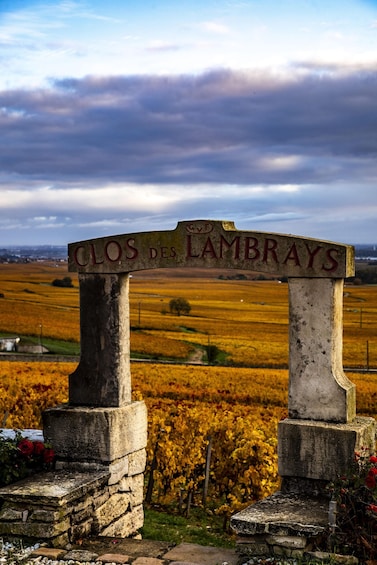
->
<box><xmin>1</xmin><ymin>262</ymin><xmax>377</xmax><ymax>519</ymax></box>
<box><xmin>1</xmin><ymin>359</ymin><xmax>377</xmax><ymax>519</ymax></box>
<box><xmin>1</xmin><ymin>262</ymin><xmax>377</xmax><ymax>368</ymax></box>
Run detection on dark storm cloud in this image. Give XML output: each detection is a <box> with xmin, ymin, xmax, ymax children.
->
<box><xmin>1</xmin><ymin>66</ymin><xmax>377</xmax><ymax>187</ymax></box>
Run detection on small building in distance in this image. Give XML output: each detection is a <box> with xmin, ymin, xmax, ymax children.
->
<box><xmin>0</xmin><ymin>337</ymin><xmax>20</xmax><ymax>352</ymax></box>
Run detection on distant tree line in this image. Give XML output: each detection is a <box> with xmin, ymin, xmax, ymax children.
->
<box><xmin>216</xmin><ymin>264</ymin><xmax>377</xmax><ymax>285</ymax></box>
<box><xmin>352</xmin><ymin>265</ymin><xmax>377</xmax><ymax>285</ymax></box>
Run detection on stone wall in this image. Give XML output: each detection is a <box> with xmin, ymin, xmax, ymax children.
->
<box><xmin>0</xmin><ymin>448</ymin><xmax>146</xmax><ymax>546</ymax></box>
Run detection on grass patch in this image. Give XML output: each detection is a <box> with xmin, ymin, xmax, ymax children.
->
<box><xmin>179</xmin><ymin>326</ymin><xmax>199</xmax><ymax>333</ymax></box>
<box><xmin>142</xmin><ymin>506</ymin><xmax>236</xmax><ymax>548</ymax></box>
<box><xmin>0</xmin><ymin>334</ymin><xmax>80</xmax><ymax>356</ymax></box>
<box><xmin>38</xmin><ymin>337</ymin><xmax>80</xmax><ymax>356</ymax></box>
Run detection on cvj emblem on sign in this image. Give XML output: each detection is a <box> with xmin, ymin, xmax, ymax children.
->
<box><xmin>185</xmin><ymin>221</ymin><xmax>213</xmax><ymax>234</ymax></box>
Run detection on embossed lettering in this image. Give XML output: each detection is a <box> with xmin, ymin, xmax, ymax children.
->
<box><xmin>186</xmin><ymin>235</ymin><xmax>199</xmax><ymax>258</ymax></box>
<box><xmin>202</xmin><ymin>237</ymin><xmax>217</xmax><ymax>258</ymax></box>
<box><xmin>322</xmin><ymin>248</ymin><xmax>339</xmax><ymax>272</ymax></box>
<box><xmin>90</xmin><ymin>243</ymin><xmax>104</xmax><ymax>266</ymax></box>
<box><xmin>263</xmin><ymin>238</ymin><xmax>278</xmax><ymax>264</ymax></box>
<box><xmin>219</xmin><ymin>236</ymin><xmax>240</xmax><ymax>259</ymax></box>
<box><xmin>105</xmin><ymin>241</ymin><xmax>122</xmax><ymax>262</ymax></box>
<box><xmin>283</xmin><ymin>243</ymin><xmax>300</xmax><ymax>266</ymax></box>
<box><xmin>124</xmin><ymin>238</ymin><xmax>138</xmax><ymax>260</ymax></box>
<box><xmin>244</xmin><ymin>237</ymin><xmax>260</xmax><ymax>260</ymax></box>
<box><xmin>305</xmin><ymin>244</ymin><xmax>322</xmax><ymax>269</ymax></box>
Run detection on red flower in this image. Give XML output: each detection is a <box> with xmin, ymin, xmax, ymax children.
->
<box><xmin>18</xmin><ymin>439</ymin><xmax>34</xmax><ymax>457</ymax></box>
<box><xmin>33</xmin><ymin>441</ymin><xmax>45</xmax><ymax>456</ymax></box>
<box><xmin>42</xmin><ymin>448</ymin><xmax>55</xmax><ymax>464</ymax></box>
<box><xmin>366</xmin><ymin>470</ymin><xmax>377</xmax><ymax>489</ymax></box>
<box><xmin>369</xmin><ymin>455</ymin><xmax>377</xmax><ymax>464</ymax></box>
<box><xmin>368</xmin><ymin>504</ymin><xmax>377</xmax><ymax>513</ymax></box>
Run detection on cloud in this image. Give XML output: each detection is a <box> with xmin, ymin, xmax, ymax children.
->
<box><xmin>145</xmin><ymin>40</ymin><xmax>184</xmax><ymax>52</ymax></box>
<box><xmin>0</xmin><ymin>64</ymin><xmax>376</xmax><ymax>244</ymax></box>
<box><xmin>1</xmin><ymin>66</ymin><xmax>376</xmax><ymax>188</ymax></box>
<box><xmin>199</xmin><ymin>21</ymin><xmax>231</xmax><ymax>34</ymax></box>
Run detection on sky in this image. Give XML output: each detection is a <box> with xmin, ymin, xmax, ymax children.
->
<box><xmin>1</xmin><ymin>0</ymin><xmax>377</xmax><ymax>246</ymax></box>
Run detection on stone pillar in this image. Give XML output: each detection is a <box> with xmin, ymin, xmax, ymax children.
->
<box><xmin>288</xmin><ymin>278</ymin><xmax>355</xmax><ymax>424</ymax></box>
<box><xmin>69</xmin><ymin>273</ymin><xmax>131</xmax><ymax>407</ymax></box>
<box><xmin>278</xmin><ymin>277</ymin><xmax>375</xmax><ymax>492</ymax></box>
<box><xmin>42</xmin><ymin>271</ymin><xmax>147</xmax><ymax>540</ymax></box>
<box><xmin>232</xmin><ymin>275</ymin><xmax>376</xmax><ymax>559</ymax></box>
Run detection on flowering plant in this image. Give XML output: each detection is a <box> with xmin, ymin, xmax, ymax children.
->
<box><xmin>329</xmin><ymin>448</ymin><xmax>377</xmax><ymax>559</ymax></box>
<box><xmin>0</xmin><ymin>430</ymin><xmax>55</xmax><ymax>487</ymax></box>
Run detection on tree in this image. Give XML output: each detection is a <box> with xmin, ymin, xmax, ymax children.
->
<box><xmin>52</xmin><ymin>276</ymin><xmax>74</xmax><ymax>288</ymax></box>
<box><xmin>169</xmin><ymin>297</ymin><xmax>191</xmax><ymax>316</ymax></box>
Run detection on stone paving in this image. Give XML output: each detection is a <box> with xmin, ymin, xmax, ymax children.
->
<box><xmin>28</xmin><ymin>539</ymin><xmax>239</xmax><ymax>565</ymax></box>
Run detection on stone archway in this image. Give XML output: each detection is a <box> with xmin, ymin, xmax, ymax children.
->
<box><xmin>42</xmin><ymin>219</ymin><xmax>375</xmax><ymax>545</ymax></box>
<box><xmin>66</xmin><ymin>218</ymin><xmax>356</xmax><ymax>420</ymax></box>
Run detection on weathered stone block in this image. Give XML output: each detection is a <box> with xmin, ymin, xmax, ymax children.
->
<box><xmin>289</xmin><ymin>278</ymin><xmax>356</xmax><ymax>423</ymax></box>
<box><xmin>55</xmin><ymin>460</ymin><xmax>108</xmax><ymax>472</ymax></box>
<box><xmin>72</xmin><ymin>503</ymin><xmax>96</xmax><ymax>525</ymax></box>
<box><xmin>127</xmin><ymin>474</ymin><xmax>144</xmax><ymax>507</ymax></box>
<box><xmin>128</xmin><ymin>449</ymin><xmax>147</xmax><ymax>476</ymax></box>
<box><xmin>231</xmin><ymin>492</ymin><xmax>328</xmax><ymax>537</ymax></box>
<box><xmin>92</xmin><ymin>489</ymin><xmax>110</xmax><ymax>510</ymax></box>
<box><xmin>266</xmin><ymin>534</ymin><xmax>307</xmax><ymax>549</ymax></box>
<box><xmin>43</xmin><ymin>401</ymin><xmax>147</xmax><ymax>463</ymax></box>
<box><xmin>95</xmin><ymin>492</ymin><xmax>132</xmax><ymax>527</ymax></box>
<box><xmin>100</xmin><ymin>504</ymin><xmax>144</xmax><ymax>537</ymax></box>
<box><xmin>0</xmin><ymin>470</ymin><xmax>111</xmax><ymax>542</ymax></box>
<box><xmin>108</xmin><ymin>455</ymin><xmax>130</xmax><ymax>485</ymax></box>
<box><xmin>0</xmin><ymin>517</ymin><xmax>70</xmax><ymax>538</ymax></box>
<box><xmin>0</xmin><ymin>470</ymin><xmax>110</xmax><ymax>507</ymax></box>
<box><xmin>278</xmin><ymin>416</ymin><xmax>376</xmax><ymax>480</ymax></box>
<box><xmin>30</xmin><ymin>509</ymin><xmax>60</xmax><ymax>523</ymax></box>
<box><xmin>236</xmin><ymin>537</ymin><xmax>270</xmax><ymax>557</ymax></box>
<box><xmin>0</xmin><ymin>506</ymin><xmax>24</xmax><ymax>521</ymax></box>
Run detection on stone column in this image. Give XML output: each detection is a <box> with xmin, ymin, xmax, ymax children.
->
<box><xmin>288</xmin><ymin>278</ymin><xmax>355</xmax><ymax>424</ymax></box>
<box><xmin>69</xmin><ymin>273</ymin><xmax>131</xmax><ymax>407</ymax></box>
<box><xmin>278</xmin><ymin>277</ymin><xmax>375</xmax><ymax>491</ymax></box>
<box><xmin>43</xmin><ymin>270</ymin><xmax>147</xmax><ymax>539</ymax></box>
<box><xmin>43</xmin><ymin>271</ymin><xmax>147</xmax><ymax>467</ymax></box>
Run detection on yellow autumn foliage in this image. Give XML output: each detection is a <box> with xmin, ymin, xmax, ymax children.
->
<box><xmin>1</xmin><ymin>360</ymin><xmax>377</xmax><ymax>515</ymax></box>
<box><xmin>1</xmin><ymin>262</ymin><xmax>377</xmax><ymax>514</ymax></box>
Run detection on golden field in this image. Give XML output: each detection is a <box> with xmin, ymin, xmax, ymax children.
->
<box><xmin>0</xmin><ymin>261</ymin><xmax>376</xmax><ymax>367</ymax></box>
<box><xmin>1</xmin><ymin>261</ymin><xmax>377</xmax><ymax>513</ymax></box>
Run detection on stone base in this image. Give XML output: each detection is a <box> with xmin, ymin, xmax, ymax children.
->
<box><xmin>43</xmin><ymin>401</ymin><xmax>147</xmax><ymax>463</ymax></box>
<box><xmin>230</xmin><ymin>492</ymin><xmax>329</xmax><ymax>560</ymax></box>
<box><xmin>0</xmin><ymin>470</ymin><xmax>144</xmax><ymax>546</ymax></box>
<box><xmin>278</xmin><ymin>416</ymin><xmax>376</xmax><ymax>484</ymax></box>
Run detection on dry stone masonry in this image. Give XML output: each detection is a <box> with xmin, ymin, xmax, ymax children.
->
<box><xmin>0</xmin><ymin>219</ymin><xmax>375</xmax><ymax>557</ymax></box>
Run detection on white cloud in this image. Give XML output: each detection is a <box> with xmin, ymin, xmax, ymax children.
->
<box><xmin>199</xmin><ymin>21</ymin><xmax>230</xmax><ymax>35</ymax></box>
